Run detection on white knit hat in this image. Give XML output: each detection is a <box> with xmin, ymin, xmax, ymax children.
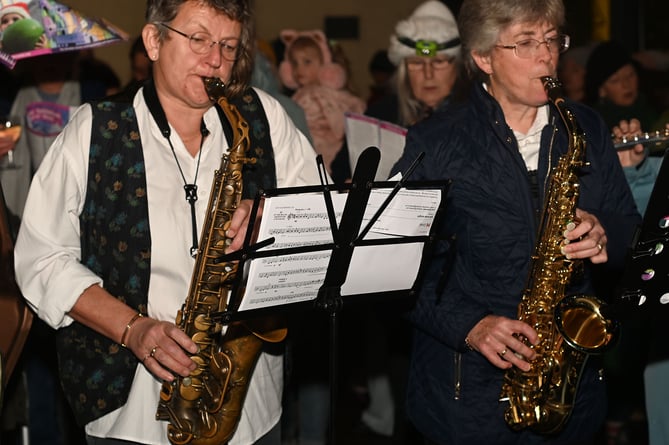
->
<box><xmin>387</xmin><ymin>0</ymin><xmax>460</xmax><ymax>66</ymax></box>
<box><xmin>0</xmin><ymin>2</ymin><xmax>31</xmax><ymax>20</ymax></box>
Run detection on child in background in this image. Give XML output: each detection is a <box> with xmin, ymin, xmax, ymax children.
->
<box><xmin>0</xmin><ymin>2</ymin><xmax>48</xmax><ymax>52</ymax></box>
<box><xmin>0</xmin><ymin>2</ymin><xmax>31</xmax><ymax>32</ymax></box>
<box><xmin>279</xmin><ymin>29</ymin><xmax>365</xmax><ymax>175</ymax></box>
<box><xmin>277</xmin><ymin>32</ymin><xmax>365</xmax><ymax>445</ymax></box>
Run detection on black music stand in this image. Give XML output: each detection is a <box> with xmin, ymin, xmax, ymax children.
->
<box><xmin>212</xmin><ymin>147</ymin><xmax>449</xmax><ymax>444</ymax></box>
<box><xmin>613</xmin><ymin>149</ymin><xmax>669</xmax><ymax>315</ymax></box>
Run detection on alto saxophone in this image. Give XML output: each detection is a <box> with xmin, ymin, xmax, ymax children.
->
<box><xmin>499</xmin><ymin>76</ymin><xmax>617</xmax><ymax>434</ymax></box>
<box><xmin>155</xmin><ymin>77</ymin><xmax>287</xmax><ymax>445</ymax></box>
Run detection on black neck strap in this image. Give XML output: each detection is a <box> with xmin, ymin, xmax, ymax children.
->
<box><xmin>143</xmin><ymin>79</ymin><xmax>211</xmax><ymax>257</ymax></box>
<box><xmin>143</xmin><ymin>79</ymin><xmax>171</xmax><ymax>139</ymax></box>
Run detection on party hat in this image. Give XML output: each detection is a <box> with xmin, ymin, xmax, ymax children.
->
<box><xmin>0</xmin><ymin>0</ymin><xmax>128</xmax><ymax>69</ymax></box>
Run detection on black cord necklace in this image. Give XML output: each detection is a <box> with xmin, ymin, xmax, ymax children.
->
<box><xmin>144</xmin><ymin>80</ymin><xmax>209</xmax><ymax>257</ymax></box>
<box><xmin>169</xmin><ymin>121</ymin><xmax>209</xmax><ymax>257</ymax></box>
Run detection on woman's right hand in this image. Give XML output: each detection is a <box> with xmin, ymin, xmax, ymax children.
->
<box><xmin>465</xmin><ymin>314</ymin><xmax>538</xmax><ymax>371</ymax></box>
<box><xmin>125</xmin><ymin>315</ymin><xmax>198</xmax><ymax>381</ymax></box>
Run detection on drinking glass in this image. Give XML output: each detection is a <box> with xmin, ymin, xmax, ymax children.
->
<box><xmin>0</xmin><ymin>115</ymin><xmax>22</xmax><ymax>170</ymax></box>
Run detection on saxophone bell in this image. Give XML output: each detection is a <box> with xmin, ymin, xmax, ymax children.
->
<box><xmin>555</xmin><ymin>294</ymin><xmax>618</xmax><ymax>355</ymax></box>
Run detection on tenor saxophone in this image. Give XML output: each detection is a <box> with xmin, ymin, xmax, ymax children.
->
<box><xmin>499</xmin><ymin>76</ymin><xmax>617</xmax><ymax>434</ymax></box>
<box><xmin>155</xmin><ymin>77</ymin><xmax>287</xmax><ymax>445</ymax></box>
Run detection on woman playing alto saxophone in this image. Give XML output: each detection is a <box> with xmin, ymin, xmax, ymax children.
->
<box><xmin>13</xmin><ymin>1</ymin><xmax>321</xmax><ymax>444</ymax></box>
<box><xmin>390</xmin><ymin>0</ymin><xmax>641</xmax><ymax>443</ymax></box>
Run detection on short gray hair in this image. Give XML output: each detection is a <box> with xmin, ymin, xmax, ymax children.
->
<box><xmin>145</xmin><ymin>0</ymin><xmax>254</xmax><ymax>97</ymax></box>
<box><xmin>458</xmin><ymin>0</ymin><xmax>565</xmax><ymax>82</ymax></box>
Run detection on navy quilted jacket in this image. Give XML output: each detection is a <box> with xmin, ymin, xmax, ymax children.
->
<box><xmin>391</xmin><ymin>83</ymin><xmax>641</xmax><ymax>445</ymax></box>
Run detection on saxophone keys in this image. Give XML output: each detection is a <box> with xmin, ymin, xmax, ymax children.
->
<box><xmin>190</xmin><ymin>356</ymin><xmax>206</xmax><ymax>377</ymax></box>
<box><xmin>179</xmin><ymin>378</ymin><xmax>202</xmax><ymax>401</ymax></box>
<box><xmin>660</xmin><ymin>216</ymin><xmax>669</xmax><ymax>229</ymax></box>
<box><xmin>194</xmin><ymin>313</ymin><xmax>212</xmax><ymax>331</ymax></box>
<box><xmin>191</xmin><ymin>331</ymin><xmax>214</xmax><ymax>351</ymax></box>
<box><xmin>642</xmin><ymin>269</ymin><xmax>655</xmax><ymax>281</ymax></box>
<box><xmin>223</xmin><ymin>184</ymin><xmax>236</xmax><ymax>196</ymax></box>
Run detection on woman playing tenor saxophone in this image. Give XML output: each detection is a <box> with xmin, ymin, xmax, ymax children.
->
<box><xmin>390</xmin><ymin>0</ymin><xmax>641</xmax><ymax>443</ymax></box>
<box><xmin>13</xmin><ymin>0</ymin><xmax>321</xmax><ymax>444</ymax></box>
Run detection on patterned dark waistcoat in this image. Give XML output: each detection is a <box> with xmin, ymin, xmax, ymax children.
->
<box><xmin>56</xmin><ymin>88</ymin><xmax>276</xmax><ymax>426</ymax></box>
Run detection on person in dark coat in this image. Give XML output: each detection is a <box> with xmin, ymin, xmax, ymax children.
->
<box><xmin>585</xmin><ymin>40</ymin><xmax>659</xmax><ymax>132</ymax></box>
<box><xmin>390</xmin><ymin>0</ymin><xmax>641</xmax><ymax>443</ymax></box>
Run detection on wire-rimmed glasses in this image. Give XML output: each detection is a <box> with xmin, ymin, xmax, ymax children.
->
<box><xmin>158</xmin><ymin>22</ymin><xmax>239</xmax><ymax>61</ymax></box>
<box><xmin>495</xmin><ymin>34</ymin><xmax>570</xmax><ymax>59</ymax></box>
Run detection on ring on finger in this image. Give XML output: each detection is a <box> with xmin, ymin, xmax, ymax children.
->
<box><xmin>499</xmin><ymin>348</ymin><xmax>507</xmax><ymax>357</ymax></box>
<box><xmin>597</xmin><ymin>243</ymin><xmax>603</xmax><ymax>251</ymax></box>
<box><xmin>150</xmin><ymin>345</ymin><xmax>159</xmax><ymax>358</ymax></box>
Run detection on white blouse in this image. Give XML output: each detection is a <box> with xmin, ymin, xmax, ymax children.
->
<box><xmin>14</xmin><ymin>87</ymin><xmax>321</xmax><ymax>445</ymax></box>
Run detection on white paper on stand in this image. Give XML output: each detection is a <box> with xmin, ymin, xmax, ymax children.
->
<box><xmin>238</xmin><ymin>188</ymin><xmax>441</xmax><ymax>311</ymax></box>
<box><xmin>345</xmin><ymin>112</ymin><xmax>407</xmax><ymax>181</ymax></box>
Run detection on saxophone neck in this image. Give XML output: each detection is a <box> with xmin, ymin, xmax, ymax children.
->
<box><xmin>542</xmin><ymin>77</ymin><xmax>585</xmax><ymax>144</ymax></box>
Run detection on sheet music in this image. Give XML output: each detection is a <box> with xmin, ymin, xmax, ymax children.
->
<box><xmin>345</xmin><ymin>112</ymin><xmax>407</xmax><ymax>181</ymax></box>
<box><xmin>342</xmin><ymin>188</ymin><xmax>439</xmax><ymax>295</ymax></box>
<box><xmin>239</xmin><ymin>188</ymin><xmax>441</xmax><ymax>311</ymax></box>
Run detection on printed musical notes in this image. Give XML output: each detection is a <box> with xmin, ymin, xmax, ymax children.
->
<box><xmin>238</xmin><ymin>188</ymin><xmax>441</xmax><ymax>311</ymax></box>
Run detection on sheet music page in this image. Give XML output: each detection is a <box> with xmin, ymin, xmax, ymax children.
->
<box><xmin>342</xmin><ymin>188</ymin><xmax>440</xmax><ymax>295</ymax></box>
<box><xmin>345</xmin><ymin>112</ymin><xmax>380</xmax><ymax>174</ymax></box>
<box><xmin>376</xmin><ymin>122</ymin><xmax>408</xmax><ymax>181</ymax></box>
<box><xmin>239</xmin><ymin>193</ymin><xmax>346</xmax><ymax>311</ymax></box>
<box><xmin>346</xmin><ymin>113</ymin><xmax>408</xmax><ymax>181</ymax></box>
<box><xmin>239</xmin><ymin>188</ymin><xmax>441</xmax><ymax>311</ymax></box>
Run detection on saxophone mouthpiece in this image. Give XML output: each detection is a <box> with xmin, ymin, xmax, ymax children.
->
<box><xmin>541</xmin><ymin>76</ymin><xmax>564</xmax><ymax>104</ymax></box>
<box><xmin>203</xmin><ymin>77</ymin><xmax>226</xmax><ymax>103</ymax></box>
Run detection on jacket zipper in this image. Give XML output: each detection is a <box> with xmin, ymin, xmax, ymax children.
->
<box><xmin>454</xmin><ymin>351</ymin><xmax>462</xmax><ymax>400</ymax></box>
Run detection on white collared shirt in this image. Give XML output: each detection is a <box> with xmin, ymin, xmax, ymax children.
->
<box><xmin>513</xmin><ymin>104</ymin><xmax>549</xmax><ymax>171</ymax></box>
<box><xmin>14</xmin><ymin>87</ymin><xmax>320</xmax><ymax>445</ymax></box>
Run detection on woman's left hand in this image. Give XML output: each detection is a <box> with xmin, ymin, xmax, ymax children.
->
<box><xmin>225</xmin><ymin>199</ymin><xmax>259</xmax><ymax>252</ymax></box>
<box><xmin>560</xmin><ymin>208</ymin><xmax>607</xmax><ymax>263</ymax></box>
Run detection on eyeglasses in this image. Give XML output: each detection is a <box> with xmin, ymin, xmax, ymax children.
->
<box><xmin>495</xmin><ymin>34</ymin><xmax>570</xmax><ymax>59</ymax></box>
<box><xmin>405</xmin><ymin>56</ymin><xmax>454</xmax><ymax>72</ymax></box>
<box><xmin>158</xmin><ymin>22</ymin><xmax>239</xmax><ymax>61</ymax></box>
